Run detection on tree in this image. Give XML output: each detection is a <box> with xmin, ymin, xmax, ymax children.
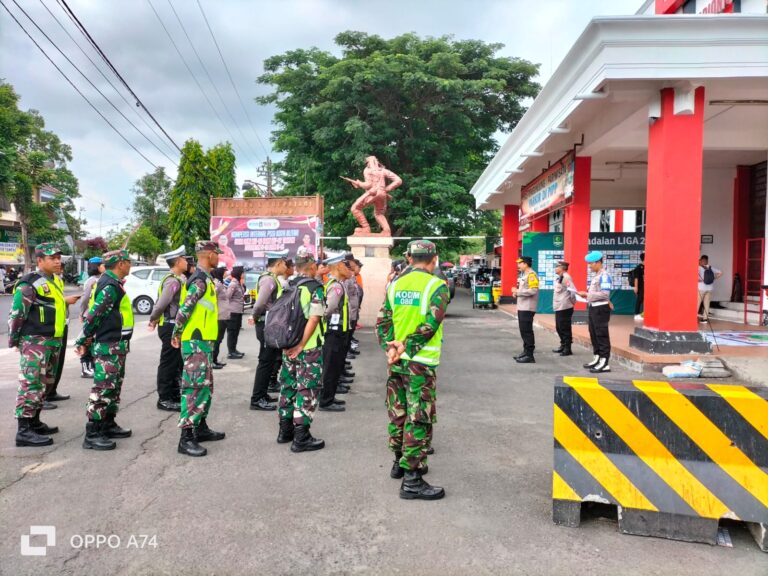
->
<box><xmin>106</xmin><ymin>226</ymin><xmax>131</xmax><ymax>251</ymax></box>
<box><xmin>83</xmin><ymin>236</ymin><xmax>108</xmax><ymax>259</ymax></box>
<box><xmin>132</xmin><ymin>167</ymin><xmax>172</xmax><ymax>249</ymax></box>
<box><xmin>169</xmin><ymin>139</ymin><xmax>211</xmax><ymax>252</ymax></box>
<box><xmin>207</xmin><ymin>142</ymin><xmax>237</xmax><ymax>198</ymax></box>
<box><xmin>0</xmin><ymin>81</ymin><xmax>81</xmax><ymax>269</ymax></box>
<box><xmin>127</xmin><ymin>225</ymin><xmax>162</xmax><ymax>262</ymax></box>
<box><xmin>257</xmin><ymin>32</ymin><xmax>539</xmax><ymax>254</ymax></box>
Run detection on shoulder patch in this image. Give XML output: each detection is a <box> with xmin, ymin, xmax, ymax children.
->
<box><xmin>528</xmin><ymin>273</ymin><xmax>539</xmax><ymax>289</ymax></box>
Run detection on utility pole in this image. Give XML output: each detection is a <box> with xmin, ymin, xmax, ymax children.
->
<box><xmin>99</xmin><ymin>202</ymin><xmax>104</xmax><ymax>237</ymax></box>
<box><xmin>257</xmin><ymin>157</ymin><xmax>274</xmax><ymax>197</ymax></box>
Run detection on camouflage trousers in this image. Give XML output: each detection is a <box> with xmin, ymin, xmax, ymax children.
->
<box><xmin>179</xmin><ymin>340</ymin><xmax>215</xmax><ymax>429</ymax></box>
<box><xmin>386</xmin><ymin>361</ymin><xmax>437</xmax><ymax>471</ymax></box>
<box><xmin>15</xmin><ymin>336</ymin><xmax>61</xmax><ymax>419</ymax></box>
<box><xmin>278</xmin><ymin>347</ymin><xmax>322</xmax><ymax>426</ymax></box>
<box><xmin>87</xmin><ymin>341</ymin><xmax>129</xmax><ymax>422</ymax></box>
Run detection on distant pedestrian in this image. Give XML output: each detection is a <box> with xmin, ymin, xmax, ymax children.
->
<box><xmin>226</xmin><ymin>266</ymin><xmax>245</xmax><ymax>358</ymax></box>
<box><xmin>632</xmin><ymin>252</ymin><xmax>645</xmax><ymax>320</ymax></box>
<box><xmin>697</xmin><ymin>255</ymin><xmax>722</xmax><ymax>322</ymax></box>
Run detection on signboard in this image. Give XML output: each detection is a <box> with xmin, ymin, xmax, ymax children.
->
<box><xmin>0</xmin><ymin>241</ymin><xmax>24</xmax><ymax>265</ymax></box>
<box><xmin>210</xmin><ymin>215</ymin><xmax>320</xmax><ymax>271</ymax></box>
<box><xmin>520</xmin><ymin>151</ymin><xmax>575</xmax><ymax>225</ymax></box>
<box><xmin>521</xmin><ymin>232</ymin><xmax>644</xmax><ymax>314</ymax></box>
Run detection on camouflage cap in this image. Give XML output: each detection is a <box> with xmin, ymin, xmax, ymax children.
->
<box><xmin>195</xmin><ymin>240</ymin><xmax>223</xmax><ymax>254</ymax></box>
<box><xmin>102</xmin><ymin>249</ymin><xmax>130</xmax><ymax>266</ymax></box>
<box><xmin>34</xmin><ymin>242</ymin><xmax>62</xmax><ymax>257</ymax></box>
<box><xmin>407</xmin><ymin>239</ymin><xmax>437</xmax><ymax>256</ymax></box>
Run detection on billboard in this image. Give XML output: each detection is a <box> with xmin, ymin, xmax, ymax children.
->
<box><xmin>520</xmin><ymin>151</ymin><xmax>575</xmax><ymax>225</ymax></box>
<box><xmin>210</xmin><ymin>215</ymin><xmax>320</xmax><ymax>270</ymax></box>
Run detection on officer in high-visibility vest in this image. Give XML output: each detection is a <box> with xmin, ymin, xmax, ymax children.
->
<box><xmin>248</xmin><ymin>250</ymin><xmax>288</xmax><ymax>411</ymax></box>
<box><xmin>148</xmin><ymin>245</ymin><xmax>188</xmax><ymax>412</ymax></box>
<box><xmin>171</xmin><ymin>240</ymin><xmax>226</xmax><ymax>457</ymax></box>
<box><xmin>9</xmin><ymin>243</ymin><xmax>79</xmax><ymax>447</ymax></box>
<box><xmin>318</xmin><ymin>252</ymin><xmax>353</xmax><ymax>412</ymax></box>
<box><xmin>78</xmin><ymin>256</ymin><xmax>105</xmax><ymax>378</ymax></box>
<box><xmin>511</xmin><ymin>256</ymin><xmax>539</xmax><ymax>364</ymax></box>
<box><xmin>376</xmin><ymin>239</ymin><xmax>449</xmax><ymax>501</ymax></box>
<box><xmin>75</xmin><ymin>249</ymin><xmax>135</xmax><ymax>451</ymax></box>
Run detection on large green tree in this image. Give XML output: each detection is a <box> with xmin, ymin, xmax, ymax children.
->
<box><xmin>207</xmin><ymin>142</ymin><xmax>237</xmax><ymax>198</ymax></box>
<box><xmin>257</xmin><ymin>32</ymin><xmax>539</xmax><ymax>253</ymax></box>
<box><xmin>169</xmin><ymin>139</ymin><xmax>211</xmax><ymax>252</ymax></box>
<box><xmin>132</xmin><ymin>167</ymin><xmax>172</xmax><ymax>250</ymax></box>
<box><xmin>0</xmin><ymin>81</ymin><xmax>80</xmax><ymax>269</ymax></box>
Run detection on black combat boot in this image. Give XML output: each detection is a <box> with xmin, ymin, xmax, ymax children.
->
<box><xmin>83</xmin><ymin>421</ymin><xmax>116</xmax><ymax>451</ymax></box>
<box><xmin>291</xmin><ymin>425</ymin><xmax>325</xmax><ymax>453</ymax></box>
<box><xmin>178</xmin><ymin>427</ymin><xmax>207</xmax><ymax>456</ymax></box>
<box><xmin>196</xmin><ymin>418</ymin><xmax>225</xmax><ymax>442</ymax></box>
<box><xmin>515</xmin><ymin>354</ymin><xmax>536</xmax><ymax>363</ymax></box>
<box><xmin>559</xmin><ymin>345</ymin><xmax>573</xmax><ymax>357</ymax></box>
<box><xmin>277</xmin><ymin>418</ymin><xmax>294</xmax><ymax>444</ymax></box>
<box><xmin>399</xmin><ymin>470</ymin><xmax>445</xmax><ymax>500</ymax></box>
<box><xmin>390</xmin><ymin>452</ymin><xmax>404</xmax><ymax>479</ymax></box>
<box><xmin>16</xmin><ymin>418</ymin><xmax>53</xmax><ymax>447</ymax></box>
<box><xmin>31</xmin><ymin>409</ymin><xmax>59</xmax><ymax>435</ymax></box>
<box><xmin>513</xmin><ymin>351</ymin><xmax>527</xmax><ymax>360</ymax></box>
<box><xmin>552</xmin><ymin>345</ymin><xmax>564</xmax><ymax>354</ymax></box>
<box><xmin>104</xmin><ymin>414</ymin><xmax>132</xmax><ymax>438</ymax></box>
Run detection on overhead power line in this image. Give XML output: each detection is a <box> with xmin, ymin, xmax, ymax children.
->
<box><xmin>146</xmin><ymin>0</ymin><xmax>256</xmax><ymax>167</ymax></box>
<box><xmin>57</xmin><ymin>0</ymin><xmax>182</xmax><ymax>153</ymax></box>
<box><xmin>195</xmin><ymin>0</ymin><xmax>270</xmax><ymax>158</ymax></box>
<box><xmin>9</xmin><ymin>0</ymin><xmax>178</xmax><ymax>166</ymax></box>
<box><xmin>0</xmin><ymin>0</ymin><xmax>159</xmax><ymax>169</ymax></box>
<box><xmin>37</xmin><ymin>0</ymin><xmax>179</xmax><ymax>161</ymax></box>
<box><xmin>165</xmin><ymin>0</ymin><xmax>262</xmax><ymax>166</ymax></box>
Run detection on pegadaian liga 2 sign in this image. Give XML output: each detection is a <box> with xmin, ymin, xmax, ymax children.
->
<box><xmin>520</xmin><ymin>151</ymin><xmax>575</xmax><ymax>225</ymax></box>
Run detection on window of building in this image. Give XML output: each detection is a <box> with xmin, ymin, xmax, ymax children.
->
<box><xmin>549</xmin><ymin>209</ymin><xmax>563</xmax><ymax>233</ymax></box>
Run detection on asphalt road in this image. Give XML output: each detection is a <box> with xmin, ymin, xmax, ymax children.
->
<box><xmin>0</xmin><ymin>289</ymin><xmax>763</xmax><ymax>575</ymax></box>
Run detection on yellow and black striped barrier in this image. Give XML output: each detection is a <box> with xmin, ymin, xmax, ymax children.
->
<box><xmin>553</xmin><ymin>377</ymin><xmax>768</xmax><ymax>551</ymax></box>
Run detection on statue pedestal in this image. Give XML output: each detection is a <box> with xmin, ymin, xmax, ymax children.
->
<box><xmin>347</xmin><ymin>235</ymin><xmax>393</xmax><ymax>328</ymax></box>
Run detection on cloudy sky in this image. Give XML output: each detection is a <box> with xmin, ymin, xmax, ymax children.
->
<box><xmin>1</xmin><ymin>0</ymin><xmax>639</xmax><ymax>237</ymax></box>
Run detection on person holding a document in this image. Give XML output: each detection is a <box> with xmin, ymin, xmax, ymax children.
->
<box><xmin>578</xmin><ymin>251</ymin><xmax>613</xmax><ymax>373</ymax></box>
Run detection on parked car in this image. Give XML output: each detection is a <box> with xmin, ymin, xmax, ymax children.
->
<box><xmin>124</xmin><ymin>265</ymin><xmax>170</xmax><ymax>315</ymax></box>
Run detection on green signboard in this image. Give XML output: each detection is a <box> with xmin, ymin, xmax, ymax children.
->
<box><xmin>521</xmin><ymin>232</ymin><xmax>644</xmax><ymax>315</ymax></box>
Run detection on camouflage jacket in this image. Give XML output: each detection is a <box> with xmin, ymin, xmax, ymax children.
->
<box><xmin>75</xmin><ymin>270</ymin><xmax>121</xmax><ymax>347</ymax></box>
<box><xmin>376</xmin><ymin>275</ymin><xmax>450</xmax><ymax>360</ymax></box>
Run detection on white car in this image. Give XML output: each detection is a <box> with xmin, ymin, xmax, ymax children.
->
<box><xmin>124</xmin><ymin>266</ymin><xmax>170</xmax><ymax>315</ymax></box>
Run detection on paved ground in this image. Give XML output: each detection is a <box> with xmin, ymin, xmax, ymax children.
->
<box><xmin>0</xmin><ymin>289</ymin><xmax>764</xmax><ymax>575</ymax></box>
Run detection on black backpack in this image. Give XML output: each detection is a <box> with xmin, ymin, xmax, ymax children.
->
<box><xmin>263</xmin><ymin>278</ymin><xmax>323</xmax><ymax>349</ymax></box>
<box><xmin>702</xmin><ymin>266</ymin><xmax>715</xmax><ymax>285</ymax></box>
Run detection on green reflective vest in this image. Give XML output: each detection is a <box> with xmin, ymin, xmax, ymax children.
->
<box><xmin>298</xmin><ymin>281</ymin><xmax>324</xmax><ymax>350</ymax></box>
<box><xmin>323</xmin><ymin>277</ymin><xmax>348</xmax><ymax>333</ymax></box>
<box><xmin>157</xmin><ymin>273</ymin><xmax>181</xmax><ymax>327</ymax></box>
<box><xmin>89</xmin><ymin>272</ymin><xmax>135</xmax><ymax>342</ymax></box>
<box><xmin>180</xmin><ymin>270</ymin><xmax>218</xmax><ymax>341</ymax></box>
<box><xmin>18</xmin><ymin>272</ymin><xmax>67</xmax><ymax>339</ymax></box>
<box><xmin>387</xmin><ymin>270</ymin><xmax>444</xmax><ymax>366</ymax></box>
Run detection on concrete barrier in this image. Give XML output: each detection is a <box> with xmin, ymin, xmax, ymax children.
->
<box><xmin>552</xmin><ymin>376</ymin><xmax>768</xmax><ymax>551</ymax></box>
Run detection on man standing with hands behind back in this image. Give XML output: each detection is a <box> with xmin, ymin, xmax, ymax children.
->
<box><xmin>511</xmin><ymin>256</ymin><xmax>539</xmax><ymax>364</ymax></box>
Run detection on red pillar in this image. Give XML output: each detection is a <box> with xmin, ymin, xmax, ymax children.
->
<box><xmin>614</xmin><ymin>210</ymin><xmax>624</xmax><ymax>232</ymax></box>
<box><xmin>500</xmin><ymin>204</ymin><xmax>519</xmax><ymax>298</ymax></box>
<box><xmin>564</xmin><ymin>157</ymin><xmax>591</xmax><ymax>310</ymax></box>
<box><xmin>644</xmin><ymin>87</ymin><xmax>705</xmax><ymax>332</ymax></box>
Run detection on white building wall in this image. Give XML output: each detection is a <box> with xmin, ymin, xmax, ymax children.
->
<box><xmin>700</xmin><ymin>167</ymin><xmax>736</xmax><ymax>302</ymax></box>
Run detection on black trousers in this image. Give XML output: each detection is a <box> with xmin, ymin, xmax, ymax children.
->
<box><xmin>157</xmin><ymin>323</ymin><xmax>182</xmax><ymax>401</ymax></box>
<box><xmin>517</xmin><ymin>310</ymin><xmax>536</xmax><ymax>355</ymax></box>
<box><xmin>227</xmin><ymin>312</ymin><xmax>242</xmax><ymax>353</ymax></box>
<box><xmin>49</xmin><ymin>324</ymin><xmax>68</xmax><ymax>395</ymax></box>
<box><xmin>214</xmin><ymin>319</ymin><xmax>228</xmax><ymax>362</ymax></box>
<box><xmin>251</xmin><ymin>322</ymin><xmax>281</xmax><ymax>403</ymax></box>
<box><xmin>588</xmin><ymin>305</ymin><xmax>612</xmax><ymax>359</ymax></box>
<box><xmin>555</xmin><ymin>308</ymin><xmax>574</xmax><ymax>347</ymax></box>
<box><xmin>320</xmin><ymin>330</ymin><xmax>348</xmax><ymax>406</ymax></box>
<box><xmin>634</xmin><ymin>288</ymin><xmax>644</xmax><ymax>315</ymax></box>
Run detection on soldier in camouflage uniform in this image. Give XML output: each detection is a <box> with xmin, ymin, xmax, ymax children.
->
<box><xmin>276</xmin><ymin>249</ymin><xmax>326</xmax><ymax>452</ymax></box>
<box><xmin>75</xmin><ymin>249</ymin><xmax>135</xmax><ymax>451</ymax></box>
<box><xmin>171</xmin><ymin>240</ymin><xmax>226</xmax><ymax>457</ymax></box>
<box><xmin>9</xmin><ymin>243</ymin><xmax>79</xmax><ymax>447</ymax></box>
<box><xmin>377</xmin><ymin>239</ymin><xmax>449</xmax><ymax>500</ymax></box>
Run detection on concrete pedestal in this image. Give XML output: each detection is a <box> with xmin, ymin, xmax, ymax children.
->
<box><xmin>347</xmin><ymin>235</ymin><xmax>393</xmax><ymax>327</ymax></box>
